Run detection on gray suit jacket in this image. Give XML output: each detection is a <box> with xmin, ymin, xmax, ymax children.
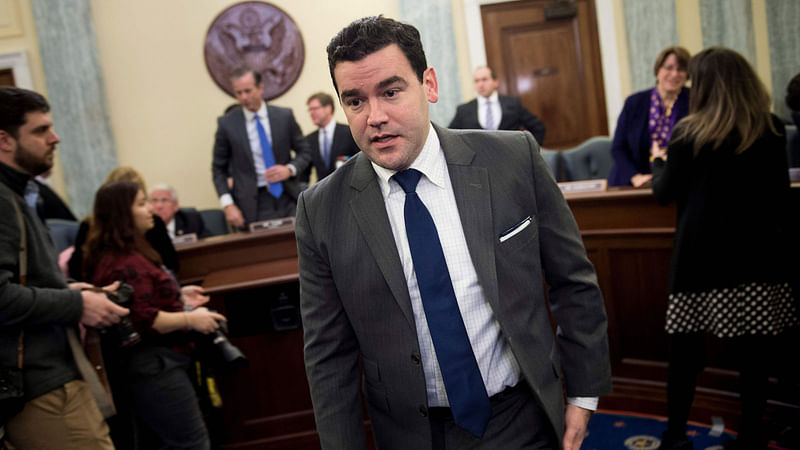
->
<box><xmin>296</xmin><ymin>125</ymin><xmax>610</xmax><ymax>449</ymax></box>
<box><xmin>212</xmin><ymin>104</ymin><xmax>312</xmax><ymax>224</ymax></box>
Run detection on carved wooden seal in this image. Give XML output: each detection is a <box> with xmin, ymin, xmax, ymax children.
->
<box><xmin>205</xmin><ymin>2</ymin><xmax>305</xmax><ymax>101</ymax></box>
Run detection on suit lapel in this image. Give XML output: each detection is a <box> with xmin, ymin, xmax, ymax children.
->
<box><xmin>348</xmin><ymin>155</ymin><xmax>416</xmax><ymax>327</ymax></box>
<box><xmin>435</xmin><ymin>126</ymin><xmax>501</xmax><ymax>310</ymax></box>
<box><xmin>266</xmin><ymin>106</ymin><xmax>286</xmax><ymax>160</ymax></box>
<box><xmin>233</xmin><ymin>109</ymin><xmax>257</xmax><ymax>174</ymax></box>
<box><xmin>498</xmin><ymin>96</ymin><xmax>512</xmax><ymax>130</ymax></box>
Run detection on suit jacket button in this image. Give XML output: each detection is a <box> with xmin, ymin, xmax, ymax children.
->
<box><xmin>418</xmin><ymin>405</ymin><xmax>428</xmax><ymax>417</ymax></box>
<box><xmin>411</xmin><ymin>353</ymin><xmax>421</xmax><ymax>365</ymax></box>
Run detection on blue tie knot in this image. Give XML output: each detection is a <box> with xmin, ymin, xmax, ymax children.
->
<box><xmin>393</xmin><ymin>169</ymin><xmax>422</xmax><ymax>194</ymax></box>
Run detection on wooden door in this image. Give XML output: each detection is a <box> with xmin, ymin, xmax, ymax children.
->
<box><xmin>482</xmin><ymin>0</ymin><xmax>607</xmax><ymax>149</ymax></box>
<box><xmin>0</xmin><ymin>68</ymin><xmax>15</xmax><ymax>86</ymax></box>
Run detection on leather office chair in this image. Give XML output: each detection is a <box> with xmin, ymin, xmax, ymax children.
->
<box><xmin>46</xmin><ymin>219</ymin><xmax>80</xmax><ymax>253</ymax></box>
<box><xmin>561</xmin><ymin>136</ymin><xmax>613</xmax><ymax>181</ymax></box>
<box><xmin>199</xmin><ymin>209</ymin><xmax>229</xmax><ymax>236</ymax></box>
<box><xmin>540</xmin><ymin>148</ymin><xmax>564</xmax><ymax>181</ymax></box>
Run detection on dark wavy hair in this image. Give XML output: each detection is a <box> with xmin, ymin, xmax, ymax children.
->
<box><xmin>83</xmin><ymin>181</ymin><xmax>161</xmax><ymax>279</ymax></box>
<box><xmin>326</xmin><ymin>15</ymin><xmax>427</xmax><ymax>95</ymax></box>
<box><xmin>0</xmin><ymin>87</ymin><xmax>50</xmax><ymax>138</ymax></box>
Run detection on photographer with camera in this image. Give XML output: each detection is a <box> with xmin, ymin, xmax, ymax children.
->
<box><xmin>1</xmin><ymin>87</ymin><xmax>129</xmax><ymax>449</ymax></box>
<box><xmin>84</xmin><ymin>181</ymin><xmax>226</xmax><ymax>450</ymax></box>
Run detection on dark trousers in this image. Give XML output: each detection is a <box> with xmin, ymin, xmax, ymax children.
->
<box><xmin>666</xmin><ymin>332</ymin><xmax>771</xmax><ymax>448</ymax></box>
<box><xmin>255</xmin><ymin>187</ymin><xmax>295</xmax><ymax>221</ymax></box>
<box><xmin>429</xmin><ymin>381</ymin><xmax>559</xmax><ymax>449</ymax></box>
<box><xmin>127</xmin><ymin>346</ymin><xmax>210</xmax><ymax>450</ymax></box>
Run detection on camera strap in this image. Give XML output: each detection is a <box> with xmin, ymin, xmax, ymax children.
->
<box><xmin>10</xmin><ymin>192</ymin><xmax>25</xmax><ymax>371</ymax></box>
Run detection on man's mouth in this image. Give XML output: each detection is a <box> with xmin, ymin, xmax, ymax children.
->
<box><xmin>372</xmin><ymin>134</ymin><xmax>397</xmax><ymax>143</ymax></box>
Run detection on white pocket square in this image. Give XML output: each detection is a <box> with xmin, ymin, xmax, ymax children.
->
<box><xmin>499</xmin><ymin>216</ymin><xmax>532</xmax><ymax>243</ymax></box>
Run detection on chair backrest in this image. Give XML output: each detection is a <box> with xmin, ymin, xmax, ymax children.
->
<box><xmin>199</xmin><ymin>209</ymin><xmax>229</xmax><ymax>236</ymax></box>
<box><xmin>46</xmin><ymin>219</ymin><xmax>80</xmax><ymax>253</ymax></box>
<box><xmin>786</xmin><ymin>124</ymin><xmax>799</xmax><ymax>167</ymax></box>
<box><xmin>561</xmin><ymin>136</ymin><xmax>613</xmax><ymax>181</ymax></box>
<box><xmin>539</xmin><ymin>148</ymin><xmax>564</xmax><ymax>181</ymax></box>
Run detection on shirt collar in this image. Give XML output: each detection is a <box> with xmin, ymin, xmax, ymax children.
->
<box><xmin>242</xmin><ymin>102</ymin><xmax>268</xmax><ymax>123</ymax></box>
<box><xmin>321</xmin><ymin>119</ymin><xmax>337</xmax><ymax>136</ymax></box>
<box><xmin>371</xmin><ymin>123</ymin><xmax>446</xmax><ymax>199</ymax></box>
<box><xmin>478</xmin><ymin>91</ymin><xmax>499</xmax><ymax>106</ymax></box>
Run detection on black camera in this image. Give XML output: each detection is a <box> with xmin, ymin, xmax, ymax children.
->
<box><xmin>104</xmin><ymin>283</ymin><xmax>141</xmax><ymax>347</ymax></box>
<box><xmin>210</xmin><ymin>320</ymin><xmax>247</xmax><ymax>366</ymax></box>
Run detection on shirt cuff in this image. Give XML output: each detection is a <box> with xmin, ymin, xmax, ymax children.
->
<box><xmin>220</xmin><ymin>194</ymin><xmax>234</xmax><ymax>208</ymax></box>
<box><xmin>567</xmin><ymin>396</ymin><xmax>598</xmax><ymax>411</ymax></box>
<box><xmin>287</xmin><ymin>164</ymin><xmax>297</xmax><ymax>177</ymax></box>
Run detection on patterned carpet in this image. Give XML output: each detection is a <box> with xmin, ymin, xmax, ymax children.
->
<box><xmin>582</xmin><ymin>410</ymin><xmax>796</xmax><ymax>450</ymax></box>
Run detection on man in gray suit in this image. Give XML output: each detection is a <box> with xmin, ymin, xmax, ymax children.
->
<box><xmin>296</xmin><ymin>16</ymin><xmax>610</xmax><ymax>450</ymax></box>
<box><xmin>212</xmin><ymin>68</ymin><xmax>312</xmax><ymax>228</ymax></box>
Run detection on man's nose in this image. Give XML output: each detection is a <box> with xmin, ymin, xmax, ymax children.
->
<box><xmin>367</xmin><ymin>101</ymin><xmax>388</xmax><ymax>127</ymax></box>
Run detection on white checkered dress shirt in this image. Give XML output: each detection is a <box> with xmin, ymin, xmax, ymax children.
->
<box><xmin>371</xmin><ymin>124</ymin><xmax>598</xmax><ymax>411</ymax></box>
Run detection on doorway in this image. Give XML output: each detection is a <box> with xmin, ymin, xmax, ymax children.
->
<box><xmin>481</xmin><ymin>0</ymin><xmax>608</xmax><ymax>149</ymax></box>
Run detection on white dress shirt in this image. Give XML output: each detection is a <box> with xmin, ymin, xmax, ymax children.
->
<box><xmin>371</xmin><ymin>123</ymin><xmax>598</xmax><ymax>411</ymax></box>
<box><xmin>477</xmin><ymin>91</ymin><xmax>502</xmax><ymax>130</ymax></box>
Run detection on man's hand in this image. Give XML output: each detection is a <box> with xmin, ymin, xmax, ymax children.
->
<box><xmin>563</xmin><ymin>404</ymin><xmax>592</xmax><ymax>450</ymax></box>
<box><xmin>187</xmin><ymin>307</ymin><xmax>227</xmax><ymax>334</ymax></box>
<box><xmin>80</xmin><ymin>289</ymin><xmax>129</xmax><ymax>328</ymax></box>
<box><xmin>265</xmin><ymin>165</ymin><xmax>291</xmax><ymax>183</ymax></box>
<box><xmin>630</xmin><ymin>173</ymin><xmax>653</xmax><ymax>188</ymax></box>
<box><xmin>181</xmin><ymin>285</ymin><xmax>210</xmax><ymax>308</ymax></box>
<box><xmin>224</xmin><ymin>204</ymin><xmax>245</xmax><ymax>229</ymax></box>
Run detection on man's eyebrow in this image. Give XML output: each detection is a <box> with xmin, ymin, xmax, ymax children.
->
<box><xmin>340</xmin><ymin>88</ymin><xmax>361</xmax><ymax>100</ymax></box>
<box><xmin>340</xmin><ymin>76</ymin><xmax>409</xmax><ymax>100</ymax></box>
<box><xmin>377</xmin><ymin>76</ymin><xmax>407</xmax><ymax>90</ymax></box>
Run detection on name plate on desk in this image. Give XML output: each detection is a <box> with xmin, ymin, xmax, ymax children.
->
<box><xmin>172</xmin><ymin>233</ymin><xmax>198</xmax><ymax>244</ymax></box>
<box><xmin>558</xmin><ymin>179</ymin><xmax>607</xmax><ymax>194</ymax></box>
<box><xmin>249</xmin><ymin>217</ymin><xmax>296</xmax><ymax>232</ymax></box>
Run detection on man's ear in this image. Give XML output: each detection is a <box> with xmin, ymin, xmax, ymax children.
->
<box><xmin>0</xmin><ymin>130</ymin><xmax>15</xmax><ymax>153</ymax></box>
<box><xmin>423</xmin><ymin>67</ymin><xmax>439</xmax><ymax>103</ymax></box>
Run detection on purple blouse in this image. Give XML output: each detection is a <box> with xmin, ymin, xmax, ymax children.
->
<box><xmin>649</xmin><ymin>88</ymin><xmax>680</xmax><ymax>150</ymax></box>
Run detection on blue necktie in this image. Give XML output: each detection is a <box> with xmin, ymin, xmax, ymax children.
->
<box><xmin>321</xmin><ymin>128</ymin><xmax>331</xmax><ymax>169</ymax></box>
<box><xmin>254</xmin><ymin>115</ymin><xmax>283</xmax><ymax>198</ymax></box>
<box><xmin>392</xmin><ymin>169</ymin><xmax>491</xmax><ymax>438</ymax></box>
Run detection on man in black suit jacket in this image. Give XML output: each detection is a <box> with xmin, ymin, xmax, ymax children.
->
<box><xmin>449</xmin><ymin>66</ymin><xmax>546</xmax><ymax>145</ymax></box>
<box><xmin>212</xmin><ymin>68</ymin><xmax>312</xmax><ymax>228</ymax></box>
<box><xmin>150</xmin><ymin>184</ymin><xmax>210</xmax><ymax>239</ymax></box>
<box><xmin>299</xmin><ymin>92</ymin><xmax>360</xmax><ymax>184</ymax></box>
<box><xmin>297</xmin><ymin>16</ymin><xmax>609</xmax><ymax>450</ymax></box>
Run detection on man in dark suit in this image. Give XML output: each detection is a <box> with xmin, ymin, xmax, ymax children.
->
<box><xmin>212</xmin><ymin>68</ymin><xmax>312</xmax><ymax>228</ymax></box>
<box><xmin>297</xmin><ymin>16</ymin><xmax>610</xmax><ymax>450</ymax></box>
<box><xmin>150</xmin><ymin>184</ymin><xmax>210</xmax><ymax>239</ymax></box>
<box><xmin>299</xmin><ymin>92</ymin><xmax>360</xmax><ymax>185</ymax></box>
<box><xmin>449</xmin><ymin>66</ymin><xmax>546</xmax><ymax>145</ymax></box>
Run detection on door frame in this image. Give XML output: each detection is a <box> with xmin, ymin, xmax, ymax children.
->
<box><xmin>462</xmin><ymin>0</ymin><xmax>624</xmax><ymax>136</ymax></box>
<box><xmin>0</xmin><ymin>51</ymin><xmax>34</xmax><ymax>89</ymax></box>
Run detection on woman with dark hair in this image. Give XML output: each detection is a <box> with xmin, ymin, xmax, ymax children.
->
<box><xmin>68</xmin><ymin>166</ymin><xmax>178</xmax><ymax>280</ymax></box>
<box><xmin>608</xmin><ymin>46</ymin><xmax>691</xmax><ymax>187</ymax></box>
<box><xmin>652</xmin><ymin>47</ymin><xmax>798</xmax><ymax>450</ymax></box>
<box><xmin>84</xmin><ymin>181</ymin><xmax>225</xmax><ymax>450</ymax></box>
